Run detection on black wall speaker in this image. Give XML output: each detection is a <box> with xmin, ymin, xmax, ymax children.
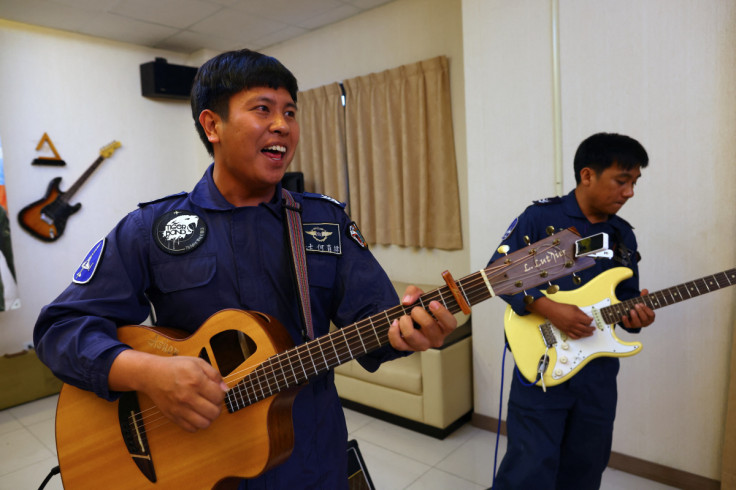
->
<box><xmin>140</xmin><ymin>58</ymin><xmax>198</xmax><ymax>100</ymax></box>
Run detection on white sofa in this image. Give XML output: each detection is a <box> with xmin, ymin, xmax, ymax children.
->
<box><xmin>334</xmin><ymin>281</ymin><xmax>473</xmax><ymax>439</ymax></box>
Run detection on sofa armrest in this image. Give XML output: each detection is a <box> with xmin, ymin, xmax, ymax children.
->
<box><xmin>420</xmin><ymin>335</ymin><xmax>473</xmax><ymax>428</ymax></box>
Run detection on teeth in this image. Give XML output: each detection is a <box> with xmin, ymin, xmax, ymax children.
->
<box><xmin>264</xmin><ymin>145</ymin><xmax>286</xmax><ymax>153</ymax></box>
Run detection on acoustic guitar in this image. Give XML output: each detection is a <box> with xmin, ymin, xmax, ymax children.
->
<box><xmin>18</xmin><ymin>141</ymin><xmax>121</xmax><ymax>241</ymax></box>
<box><xmin>54</xmin><ymin>228</ymin><xmax>601</xmax><ymax>489</ymax></box>
<box><xmin>505</xmin><ymin>266</ymin><xmax>736</xmax><ymax>388</ymax></box>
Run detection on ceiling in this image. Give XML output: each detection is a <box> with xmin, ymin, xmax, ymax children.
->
<box><xmin>0</xmin><ymin>0</ymin><xmax>394</xmax><ymax>54</ymax></box>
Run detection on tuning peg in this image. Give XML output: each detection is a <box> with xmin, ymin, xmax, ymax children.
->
<box><xmin>546</xmin><ymin>226</ymin><xmax>555</xmax><ymax>236</ymax></box>
<box><xmin>497</xmin><ymin>245</ymin><xmax>509</xmax><ymax>255</ymax></box>
<box><xmin>523</xmin><ymin>293</ymin><xmax>534</xmax><ymax>305</ymax></box>
<box><xmin>523</xmin><ymin>235</ymin><xmax>531</xmax><ymax>245</ymax></box>
<box><xmin>572</xmin><ymin>273</ymin><xmax>582</xmax><ymax>285</ymax></box>
<box><xmin>546</xmin><ymin>283</ymin><xmax>559</xmax><ymax>294</ymax></box>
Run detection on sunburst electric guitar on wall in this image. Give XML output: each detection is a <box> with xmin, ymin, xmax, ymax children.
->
<box><xmin>18</xmin><ymin>141</ymin><xmax>121</xmax><ymax>241</ymax></box>
<box><xmin>54</xmin><ymin>228</ymin><xmax>607</xmax><ymax>489</ymax></box>
<box><xmin>505</xmin><ymin>266</ymin><xmax>736</xmax><ymax>389</ymax></box>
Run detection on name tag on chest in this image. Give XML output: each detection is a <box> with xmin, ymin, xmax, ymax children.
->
<box><xmin>303</xmin><ymin>223</ymin><xmax>341</xmax><ymax>255</ymax></box>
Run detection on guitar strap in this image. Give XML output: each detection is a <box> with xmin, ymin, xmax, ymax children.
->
<box><xmin>282</xmin><ymin>189</ymin><xmax>315</xmax><ymax>340</ymax></box>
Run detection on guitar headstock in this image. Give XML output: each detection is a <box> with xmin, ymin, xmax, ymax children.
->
<box><xmin>484</xmin><ymin>228</ymin><xmax>603</xmax><ymax>296</ymax></box>
<box><xmin>100</xmin><ymin>141</ymin><xmax>121</xmax><ymax>158</ymax></box>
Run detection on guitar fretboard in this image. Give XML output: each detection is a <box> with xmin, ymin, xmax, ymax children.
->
<box><xmin>600</xmin><ymin>267</ymin><xmax>736</xmax><ymax>325</ymax></box>
<box><xmin>224</xmin><ymin>229</ymin><xmax>595</xmax><ymax>413</ymax></box>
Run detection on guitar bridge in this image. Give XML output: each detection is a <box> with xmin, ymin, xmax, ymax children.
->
<box><xmin>538</xmin><ymin>321</ymin><xmax>557</xmax><ymax>348</ymax></box>
<box><xmin>118</xmin><ymin>392</ymin><xmax>157</xmax><ymax>483</ymax></box>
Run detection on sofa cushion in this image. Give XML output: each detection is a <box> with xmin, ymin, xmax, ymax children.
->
<box><xmin>336</xmin><ymin>354</ymin><xmax>422</xmax><ymax>395</ymax></box>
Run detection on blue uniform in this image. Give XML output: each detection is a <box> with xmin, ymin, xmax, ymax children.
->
<box><xmin>489</xmin><ymin>190</ymin><xmax>642</xmax><ymax>490</ymax></box>
<box><xmin>34</xmin><ymin>164</ymin><xmax>402</xmax><ymax>489</ymax></box>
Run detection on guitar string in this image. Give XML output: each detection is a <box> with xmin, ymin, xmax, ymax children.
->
<box><xmin>601</xmin><ymin>268</ymin><xmax>736</xmax><ymax>324</ymax></box>
<box><xmin>224</xmin><ymin>242</ymin><xmax>575</xmax><ymax>408</ymax></box>
<box><xmin>127</xmin><ymin>240</ymin><xmax>580</xmax><ymax>434</ymax></box>
<box><xmin>129</xmin><ymin>240</ymin><xmax>575</xmax><ymax>431</ymax></box>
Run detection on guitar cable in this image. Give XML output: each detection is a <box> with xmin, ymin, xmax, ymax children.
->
<box><xmin>38</xmin><ymin>465</ymin><xmax>60</xmax><ymax>490</ymax></box>
<box><xmin>491</xmin><ymin>343</ymin><xmax>545</xmax><ymax>489</ymax></box>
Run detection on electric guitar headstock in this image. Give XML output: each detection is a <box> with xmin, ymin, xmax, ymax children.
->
<box><xmin>100</xmin><ymin>141</ymin><xmax>121</xmax><ymax>158</ymax></box>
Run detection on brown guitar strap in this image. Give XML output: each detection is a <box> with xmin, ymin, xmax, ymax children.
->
<box><xmin>282</xmin><ymin>189</ymin><xmax>315</xmax><ymax>340</ymax></box>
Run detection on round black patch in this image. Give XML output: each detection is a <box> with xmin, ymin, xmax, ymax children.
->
<box><xmin>153</xmin><ymin>210</ymin><xmax>207</xmax><ymax>254</ymax></box>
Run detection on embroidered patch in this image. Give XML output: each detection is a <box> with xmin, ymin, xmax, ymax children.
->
<box><xmin>73</xmin><ymin>238</ymin><xmax>105</xmax><ymax>284</ymax></box>
<box><xmin>153</xmin><ymin>210</ymin><xmax>207</xmax><ymax>255</ymax></box>
<box><xmin>348</xmin><ymin>221</ymin><xmax>368</xmax><ymax>249</ymax></box>
<box><xmin>533</xmin><ymin>196</ymin><xmax>562</xmax><ymax>205</ymax></box>
<box><xmin>304</xmin><ymin>223</ymin><xmax>341</xmax><ymax>255</ymax></box>
<box><xmin>501</xmin><ymin>217</ymin><xmax>518</xmax><ymax>241</ymax></box>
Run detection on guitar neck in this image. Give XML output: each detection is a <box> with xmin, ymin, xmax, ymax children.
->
<box><xmin>59</xmin><ymin>156</ymin><xmax>105</xmax><ymax>203</ymax></box>
<box><xmin>600</xmin><ymin>267</ymin><xmax>736</xmax><ymax>325</ymax></box>
<box><xmin>224</xmin><ymin>228</ymin><xmax>596</xmax><ymax>412</ymax></box>
<box><xmin>225</xmin><ymin>271</ymin><xmax>491</xmax><ymax>412</ymax></box>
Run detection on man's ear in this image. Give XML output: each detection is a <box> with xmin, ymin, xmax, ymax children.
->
<box><xmin>579</xmin><ymin>167</ymin><xmax>595</xmax><ymax>185</ymax></box>
<box><xmin>198</xmin><ymin>109</ymin><xmax>220</xmax><ymax>144</ymax></box>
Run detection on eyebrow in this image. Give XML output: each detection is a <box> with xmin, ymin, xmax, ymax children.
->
<box><xmin>252</xmin><ymin>95</ymin><xmax>298</xmax><ymax>111</ymax></box>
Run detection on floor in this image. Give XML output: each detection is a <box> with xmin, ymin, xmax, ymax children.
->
<box><xmin>0</xmin><ymin>394</ymin><xmax>679</xmax><ymax>490</ymax></box>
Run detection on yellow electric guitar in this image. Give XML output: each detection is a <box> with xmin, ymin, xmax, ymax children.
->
<box><xmin>505</xmin><ymin>266</ymin><xmax>736</xmax><ymax>388</ymax></box>
<box><xmin>54</xmin><ymin>228</ymin><xmax>601</xmax><ymax>489</ymax></box>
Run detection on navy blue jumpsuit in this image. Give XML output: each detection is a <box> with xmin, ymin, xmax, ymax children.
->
<box><xmin>488</xmin><ymin>190</ymin><xmax>642</xmax><ymax>490</ymax></box>
<box><xmin>34</xmin><ymin>165</ymin><xmax>403</xmax><ymax>489</ymax></box>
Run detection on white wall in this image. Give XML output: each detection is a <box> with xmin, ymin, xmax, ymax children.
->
<box><xmin>0</xmin><ymin>20</ymin><xmax>209</xmax><ymax>355</ymax></box>
<box><xmin>464</xmin><ymin>0</ymin><xmax>736</xmax><ymax>479</ymax></box>
<box><xmin>264</xmin><ymin>0</ymin><xmax>469</xmax><ymax>286</ymax></box>
<box><xmin>3</xmin><ymin>0</ymin><xmax>735</xmax><ymax>481</ymax></box>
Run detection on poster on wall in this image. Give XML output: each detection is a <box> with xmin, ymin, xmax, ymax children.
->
<box><xmin>0</xmin><ymin>136</ymin><xmax>20</xmax><ymax>311</ymax></box>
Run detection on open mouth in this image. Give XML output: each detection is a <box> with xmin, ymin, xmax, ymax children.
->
<box><xmin>262</xmin><ymin>145</ymin><xmax>286</xmax><ymax>160</ymax></box>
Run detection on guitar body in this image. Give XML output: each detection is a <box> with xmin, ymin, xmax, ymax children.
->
<box><xmin>55</xmin><ymin>310</ymin><xmax>300</xmax><ymax>489</ymax></box>
<box><xmin>17</xmin><ymin>177</ymin><xmax>80</xmax><ymax>241</ymax></box>
<box><xmin>505</xmin><ymin>267</ymin><xmax>642</xmax><ymax>388</ymax></box>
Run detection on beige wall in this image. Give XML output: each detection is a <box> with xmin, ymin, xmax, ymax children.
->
<box><xmin>464</xmin><ymin>0</ymin><xmax>736</xmax><ymax>479</ymax></box>
<box><xmin>264</xmin><ymin>0</ymin><xmax>469</xmax><ymax>286</ymax></box>
<box><xmin>2</xmin><ymin>0</ymin><xmax>735</xmax><ymax>482</ymax></box>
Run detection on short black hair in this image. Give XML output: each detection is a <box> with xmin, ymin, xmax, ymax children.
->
<box><xmin>191</xmin><ymin>49</ymin><xmax>299</xmax><ymax>156</ymax></box>
<box><xmin>573</xmin><ymin>132</ymin><xmax>649</xmax><ymax>184</ymax></box>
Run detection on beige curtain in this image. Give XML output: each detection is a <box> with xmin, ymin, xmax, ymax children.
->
<box><xmin>291</xmin><ymin>82</ymin><xmax>348</xmax><ymax>204</ymax></box>
<box><xmin>723</xmin><ymin>320</ymin><xmax>736</xmax><ymax>489</ymax></box>
<box><xmin>343</xmin><ymin>56</ymin><xmax>462</xmax><ymax>250</ymax></box>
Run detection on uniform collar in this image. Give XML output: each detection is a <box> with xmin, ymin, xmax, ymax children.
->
<box><xmin>563</xmin><ymin>189</ymin><xmax>587</xmax><ymax>219</ymax></box>
<box><xmin>189</xmin><ymin>163</ymin><xmax>284</xmax><ymax>217</ymax></box>
<box><xmin>564</xmin><ymin>189</ymin><xmax>628</xmax><ymax>229</ymax></box>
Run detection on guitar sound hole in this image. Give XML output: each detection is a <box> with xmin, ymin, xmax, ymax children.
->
<box><xmin>205</xmin><ymin>330</ymin><xmax>257</xmax><ymax>377</ymax></box>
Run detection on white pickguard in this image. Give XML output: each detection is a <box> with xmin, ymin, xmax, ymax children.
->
<box><xmin>546</xmin><ymin>298</ymin><xmax>641</xmax><ymax>380</ymax></box>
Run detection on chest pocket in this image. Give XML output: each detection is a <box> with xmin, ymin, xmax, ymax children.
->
<box><xmin>306</xmin><ymin>253</ymin><xmax>337</xmax><ymax>289</ymax></box>
<box><xmin>152</xmin><ymin>254</ymin><xmax>216</xmax><ymax>293</ymax></box>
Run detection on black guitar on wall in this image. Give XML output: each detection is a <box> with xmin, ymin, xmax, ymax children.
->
<box><xmin>18</xmin><ymin>141</ymin><xmax>120</xmax><ymax>241</ymax></box>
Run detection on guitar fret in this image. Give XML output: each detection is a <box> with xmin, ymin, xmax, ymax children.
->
<box><xmin>368</xmin><ymin>316</ymin><xmax>381</xmax><ymax>345</ymax></box>
<box><xmin>304</xmin><ymin>343</ymin><xmax>318</xmax><ymax>376</ymax></box>
<box><xmin>343</xmin><ymin>328</ymin><xmax>354</xmax><ymax>360</ymax></box>
<box><xmin>316</xmin><ymin>338</ymin><xmax>328</xmax><ymax>371</ymax></box>
<box><xmin>355</xmin><ymin>324</ymin><xmax>367</xmax><ymax>354</ymax></box>
<box><xmin>437</xmin><ymin>288</ymin><xmax>448</xmax><ymax>309</ymax></box>
<box><xmin>330</xmin><ymin>335</ymin><xmax>339</xmax><ymax>367</ymax></box>
<box><xmin>296</xmin><ymin>346</ymin><xmax>308</xmax><ymax>381</ymax></box>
